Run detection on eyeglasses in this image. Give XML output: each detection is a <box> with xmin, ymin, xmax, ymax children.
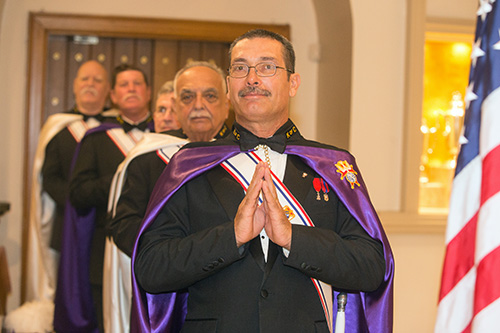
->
<box><xmin>228</xmin><ymin>62</ymin><xmax>294</xmax><ymax>78</ymax></box>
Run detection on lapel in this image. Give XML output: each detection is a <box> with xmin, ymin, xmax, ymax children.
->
<box><xmin>205</xmin><ymin>165</ymin><xmax>242</xmax><ymax>218</ymax></box>
<box><xmin>206</xmin><ymin>166</ymin><xmax>268</xmax><ymax>271</ymax></box>
<box><xmin>283</xmin><ymin>154</ymin><xmax>315</xmax><ymax>205</ymax></box>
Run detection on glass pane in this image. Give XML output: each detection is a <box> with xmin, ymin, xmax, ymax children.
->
<box><xmin>419</xmin><ymin>39</ymin><xmax>472</xmax><ymax>214</ymax></box>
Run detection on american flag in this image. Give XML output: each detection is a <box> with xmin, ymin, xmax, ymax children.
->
<box><xmin>435</xmin><ymin>1</ymin><xmax>500</xmax><ymax>332</ymax></box>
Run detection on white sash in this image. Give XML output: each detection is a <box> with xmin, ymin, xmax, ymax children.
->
<box><xmin>66</xmin><ymin>108</ymin><xmax>119</xmax><ymax>142</ymax></box>
<box><xmin>103</xmin><ymin>133</ymin><xmax>188</xmax><ymax>333</ymax></box>
<box><xmin>221</xmin><ymin>151</ymin><xmax>334</xmax><ymax>332</ymax></box>
<box><xmin>106</xmin><ymin>128</ymin><xmax>143</xmax><ymax>156</ymax></box>
<box><xmin>67</xmin><ymin>120</ymin><xmax>89</xmax><ymax>142</ymax></box>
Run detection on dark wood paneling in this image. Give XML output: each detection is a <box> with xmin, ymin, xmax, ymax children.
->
<box><xmin>113</xmin><ymin>38</ymin><xmax>134</xmax><ymax>67</ymax></box>
<box><xmin>201</xmin><ymin>41</ymin><xmax>228</xmax><ymax>69</ymax></box>
<box><xmin>178</xmin><ymin>41</ymin><xmax>201</xmax><ymax>67</ymax></box>
<box><xmin>90</xmin><ymin>37</ymin><xmax>113</xmax><ymax>74</ymax></box>
<box><xmin>45</xmin><ymin>35</ymin><xmax>68</xmax><ymax>119</ymax></box>
<box><xmin>153</xmin><ymin>40</ymin><xmax>178</xmax><ymax>100</ymax></box>
<box><xmin>136</xmin><ymin>39</ymin><xmax>153</xmax><ymax>83</ymax></box>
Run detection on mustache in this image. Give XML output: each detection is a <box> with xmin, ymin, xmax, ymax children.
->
<box><xmin>238</xmin><ymin>86</ymin><xmax>271</xmax><ymax>97</ymax></box>
<box><xmin>81</xmin><ymin>87</ymin><xmax>98</xmax><ymax>96</ymax></box>
<box><xmin>124</xmin><ymin>93</ymin><xmax>142</xmax><ymax>101</ymax></box>
<box><xmin>188</xmin><ymin>110</ymin><xmax>212</xmax><ymax>120</ymax></box>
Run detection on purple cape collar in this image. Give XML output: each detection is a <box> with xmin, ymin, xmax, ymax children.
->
<box><xmin>131</xmin><ymin>144</ymin><xmax>394</xmax><ymax>333</ymax></box>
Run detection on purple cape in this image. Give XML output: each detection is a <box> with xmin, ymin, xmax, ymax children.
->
<box><xmin>53</xmin><ymin>123</ymin><xmax>121</xmax><ymax>333</ymax></box>
<box><xmin>131</xmin><ymin>144</ymin><xmax>394</xmax><ymax>333</ymax></box>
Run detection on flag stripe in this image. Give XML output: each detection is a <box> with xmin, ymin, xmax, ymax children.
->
<box><xmin>438</xmin><ymin>214</ymin><xmax>477</xmax><ymax>300</ymax></box>
<box><xmin>435</xmin><ymin>268</ymin><xmax>476</xmax><ymax>332</ymax></box>
<box><xmin>480</xmin><ymin>145</ymin><xmax>500</xmax><ymax>205</ymax></box>
<box><xmin>475</xmin><ymin>191</ymin><xmax>500</xmax><ymax>262</ymax></box>
<box><xmin>471</xmin><ymin>298</ymin><xmax>500</xmax><ymax>331</ymax></box>
<box><xmin>445</xmin><ymin>157</ymin><xmax>481</xmax><ymax>244</ymax></box>
<box><xmin>474</xmin><ymin>246</ymin><xmax>500</xmax><ymax>315</ymax></box>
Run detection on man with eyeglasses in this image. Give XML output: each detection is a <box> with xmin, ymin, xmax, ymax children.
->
<box><xmin>132</xmin><ymin>29</ymin><xmax>394</xmax><ymax>333</ymax></box>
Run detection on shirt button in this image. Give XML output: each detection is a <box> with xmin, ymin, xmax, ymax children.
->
<box><xmin>260</xmin><ymin>289</ymin><xmax>269</xmax><ymax>298</ymax></box>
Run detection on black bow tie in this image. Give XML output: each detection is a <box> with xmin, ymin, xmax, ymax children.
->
<box><xmin>122</xmin><ymin>121</ymin><xmax>149</xmax><ymax>133</ymax></box>
<box><xmin>238</xmin><ymin>130</ymin><xmax>287</xmax><ymax>153</ymax></box>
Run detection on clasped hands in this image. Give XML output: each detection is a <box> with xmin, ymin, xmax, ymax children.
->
<box><xmin>234</xmin><ymin>161</ymin><xmax>292</xmax><ymax>250</ymax></box>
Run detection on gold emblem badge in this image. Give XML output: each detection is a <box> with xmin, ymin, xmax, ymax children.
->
<box><xmin>335</xmin><ymin>160</ymin><xmax>360</xmax><ymax>189</ymax></box>
<box><xmin>283</xmin><ymin>205</ymin><xmax>296</xmax><ymax>221</ymax></box>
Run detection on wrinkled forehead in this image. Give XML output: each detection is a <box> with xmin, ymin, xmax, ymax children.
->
<box><xmin>176</xmin><ymin>67</ymin><xmax>224</xmax><ymax>93</ymax></box>
<box><xmin>156</xmin><ymin>92</ymin><xmax>174</xmax><ymax>105</ymax></box>
<box><xmin>76</xmin><ymin>62</ymin><xmax>107</xmax><ymax>79</ymax></box>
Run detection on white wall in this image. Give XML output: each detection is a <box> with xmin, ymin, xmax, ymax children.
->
<box><xmin>349</xmin><ymin>0</ymin><xmax>407</xmax><ymax>211</ymax></box>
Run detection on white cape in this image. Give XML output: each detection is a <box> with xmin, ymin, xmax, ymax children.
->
<box><xmin>103</xmin><ymin>133</ymin><xmax>187</xmax><ymax>333</ymax></box>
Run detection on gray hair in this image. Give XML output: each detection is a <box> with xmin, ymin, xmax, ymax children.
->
<box><xmin>157</xmin><ymin>80</ymin><xmax>174</xmax><ymax>99</ymax></box>
<box><xmin>229</xmin><ymin>29</ymin><xmax>295</xmax><ymax>78</ymax></box>
<box><xmin>173</xmin><ymin>61</ymin><xmax>227</xmax><ymax>96</ymax></box>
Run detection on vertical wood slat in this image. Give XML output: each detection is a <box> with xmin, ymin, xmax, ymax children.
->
<box><xmin>135</xmin><ymin>39</ymin><xmax>153</xmax><ymax>84</ymax></box>
<box><xmin>45</xmin><ymin>35</ymin><xmax>68</xmax><ymax>120</ymax></box>
<box><xmin>178</xmin><ymin>41</ymin><xmax>201</xmax><ymax>68</ymax></box>
<box><xmin>90</xmin><ymin>37</ymin><xmax>113</xmax><ymax>74</ymax></box>
<box><xmin>135</xmin><ymin>39</ymin><xmax>153</xmax><ymax>110</ymax></box>
<box><xmin>221</xmin><ymin>44</ymin><xmax>230</xmax><ymax>74</ymax></box>
<box><xmin>201</xmin><ymin>41</ymin><xmax>229</xmax><ymax>70</ymax></box>
<box><xmin>152</xmin><ymin>40</ymin><xmax>178</xmax><ymax>101</ymax></box>
<box><xmin>113</xmin><ymin>38</ymin><xmax>135</xmax><ymax>68</ymax></box>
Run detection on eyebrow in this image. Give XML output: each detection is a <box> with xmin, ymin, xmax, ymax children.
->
<box><xmin>180</xmin><ymin>88</ymin><xmax>219</xmax><ymax>94</ymax></box>
<box><xmin>232</xmin><ymin>56</ymin><xmax>277</xmax><ymax>63</ymax></box>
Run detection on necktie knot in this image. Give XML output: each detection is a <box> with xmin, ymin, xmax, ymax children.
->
<box><xmin>122</xmin><ymin>122</ymin><xmax>149</xmax><ymax>133</ymax></box>
<box><xmin>239</xmin><ymin>132</ymin><xmax>286</xmax><ymax>153</ymax></box>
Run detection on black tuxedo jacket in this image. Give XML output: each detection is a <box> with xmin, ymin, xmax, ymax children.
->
<box><xmin>69</xmin><ymin>121</ymin><xmax>151</xmax><ymax>285</ymax></box>
<box><xmin>136</xmin><ymin>150</ymin><xmax>385</xmax><ymax>332</ymax></box>
<box><xmin>109</xmin><ymin>151</ymin><xmax>168</xmax><ymax>257</ymax></box>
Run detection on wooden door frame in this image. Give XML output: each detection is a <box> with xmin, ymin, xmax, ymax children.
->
<box><xmin>23</xmin><ymin>11</ymin><xmax>289</xmax><ymax>300</ymax></box>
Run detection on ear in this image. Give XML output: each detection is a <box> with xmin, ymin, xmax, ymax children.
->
<box><xmin>288</xmin><ymin>73</ymin><xmax>301</xmax><ymax>98</ymax></box>
<box><xmin>223</xmin><ymin>97</ymin><xmax>230</xmax><ymax>120</ymax></box>
<box><xmin>226</xmin><ymin>76</ymin><xmax>231</xmax><ymax>100</ymax></box>
<box><xmin>110</xmin><ymin>89</ymin><xmax>118</xmax><ymax>104</ymax></box>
